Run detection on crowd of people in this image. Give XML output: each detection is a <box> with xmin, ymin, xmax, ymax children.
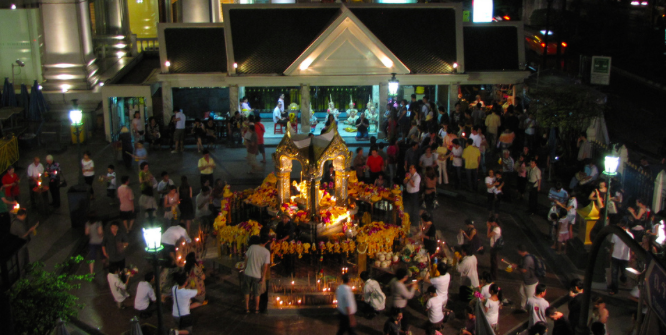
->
<box><xmin>5</xmin><ymin>89</ymin><xmax>663</xmax><ymax>335</ymax></box>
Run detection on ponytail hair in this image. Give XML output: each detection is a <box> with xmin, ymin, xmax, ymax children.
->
<box><xmin>490</xmin><ymin>283</ymin><xmax>503</xmax><ymax>301</ymax></box>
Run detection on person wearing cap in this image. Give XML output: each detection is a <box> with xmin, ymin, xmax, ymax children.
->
<box><xmin>45</xmin><ymin>155</ymin><xmax>62</xmax><ymax>208</ymax></box>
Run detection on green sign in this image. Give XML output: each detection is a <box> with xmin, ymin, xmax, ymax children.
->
<box><xmin>593</xmin><ymin>58</ymin><xmax>611</xmax><ymax>74</ymax></box>
<box><xmin>463</xmin><ymin>11</ymin><xmax>470</xmax><ymax>22</ymax></box>
<box><xmin>590</xmin><ymin>56</ymin><xmax>612</xmax><ymax>85</ymax></box>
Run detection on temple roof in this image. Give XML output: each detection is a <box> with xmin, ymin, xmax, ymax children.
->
<box><xmin>164</xmin><ymin>27</ymin><xmax>227</xmax><ymax>73</ymax></box>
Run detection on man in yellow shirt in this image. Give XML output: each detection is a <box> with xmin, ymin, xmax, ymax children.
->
<box><xmin>484</xmin><ymin>110</ymin><xmax>501</xmax><ymax>148</ymax></box>
<box><xmin>198</xmin><ymin>149</ymin><xmax>216</xmax><ymax>188</ymax></box>
<box><xmin>462</xmin><ymin>138</ymin><xmax>481</xmax><ymax>191</ymax></box>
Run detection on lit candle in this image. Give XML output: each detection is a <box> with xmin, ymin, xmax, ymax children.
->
<box><xmin>298</xmin><ymin>299</ymin><xmax>302</xmax><ymax>304</ymax></box>
<box><xmin>276</xmin><ymin>297</ymin><xmax>280</xmax><ymax>301</ymax></box>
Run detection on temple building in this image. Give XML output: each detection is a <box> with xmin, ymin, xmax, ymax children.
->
<box><xmin>0</xmin><ymin>2</ymin><xmax>528</xmax><ymax>141</ymax></box>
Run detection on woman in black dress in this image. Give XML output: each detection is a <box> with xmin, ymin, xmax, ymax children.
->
<box><xmin>421</xmin><ymin>212</ymin><xmax>437</xmax><ymax>255</ymax></box>
<box><xmin>178</xmin><ymin>175</ymin><xmax>194</xmax><ymax>232</ymax></box>
<box><xmin>461</xmin><ymin>219</ymin><xmax>483</xmax><ymax>255</ymax></box>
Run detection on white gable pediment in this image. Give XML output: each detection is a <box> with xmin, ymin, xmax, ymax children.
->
<box><xmin>285</xmin><ymin>7</ymin><xmax>410</xmax><ymax>76</ymax></box>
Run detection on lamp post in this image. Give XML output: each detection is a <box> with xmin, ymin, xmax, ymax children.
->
<box><xmin>69</xmin><ymin>100</ymin><xmax>84</xmax><ymax>185</ymax></box>
<box><xmin>388</xmin><ymin>73</ymin><xmax>399</xmax><ymax>98</ymax></box>
<box><xmin>601</xmin><ymin>155</ymin><xmax>619</xmax><ymax>227</ymax></box>
<box><xmin>142</xmin><ymin>223</ymin><xmax>165</xmax><ymax>335</ymax></box>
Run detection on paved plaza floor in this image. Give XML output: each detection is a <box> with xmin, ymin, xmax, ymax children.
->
<box><xmin>13</xmin><ymin>132</ymin><xmax>641</xmax><ymax>335</ymax></box>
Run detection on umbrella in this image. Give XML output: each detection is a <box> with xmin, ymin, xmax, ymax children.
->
<box><xmin>19</xmin><ymin>84</ymin><xmax>30</xmax><ymax>117</ymax></box>
<box><xmin>475</xmin><ymin>298</ymin><xmax>496</xmax><ymax>335</ymax></box>
<box><xmin>129</xmin><ymin>316</ymin><xmax>144</xmax><ymax>335</ymax></box>
<box><xmin>52</xmin><ymin>318</ymin><xmax>70</xmax><ymax>335</ymax></box>
<box><xmin>28</xmin><ymin>80</ymin><xmax>47</xmax><ymax>121</ymax></box>
<box><xmin>2</xmin><ymin>77</ymin><xmax>17</xmax><ymax>107</ymax></box>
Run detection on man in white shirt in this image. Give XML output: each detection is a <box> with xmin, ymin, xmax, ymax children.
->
<box><xmin>403</xmin><ymin>165</ymin><xmax>421</xmax><ymax>227</ymax></box>
<box><xmin>162</xmin><ymin>223</ymin><xmax>191</xmax><ymax>262</ymax></box>
<box><xmin>487</xmin><ymin>217</ymin><xmax>502</xmax><ymax>280</ymax></box>
<box><xmin>107</xmin><ymin>264</ymin><xmax>130</xmax><ymax>309</ymax></box>
<box><xmin>195</xmin><ymin>186</ymin><xmax>212</xmax><ymax>227</ymax></box>
<box><xmin>273</xmin><ymin>102</ymin><xmax>287</xmax><ymax>126</ymax></box>
<box><xmin>27</xmin><ymin>156</ymin><xmax>44</xmax><ymax>206</ymax></box>
<box><xmin>360</xmin><ymin>271</ymin><xmax>385</xmax><ymax>317</ymax></box>
<box><xmin>336</xmin><ymin>274</ymin><xmax>358</xmax><ymax>334</ymax></box>
<box><xmin>134</xmin><ymin>272</ymin><xmax>157</xmax><ymax>316</ymax></box>
<box><xmin>425</xmin><ymin>263</ymin><xmax>451</xmax><ymax>308</ymax></box>
<box><xmin>425</xmin><ymin>285</ymin><xmax>446</xmax><ymax>335</ymax></box>
<box><xmin>172</xmin><ymin>272</ymin><xmax>200</xmax><ymax>333</ymax></box>
<box><xmin>157</xmin><ymin>171</ymin><xmax>174</xmax><ymax>206</ymax></box>
<box><xmin>456</xmin><ymin>245</ymin><xmax>479</xmax><ymax>287</ymax></box>
<box><xmin>243</xmin><ymin>235</ymin><xmax>271</xmax><ymax>313</ymax></box>
<box><xmin>469</xmin><ymin>127</ymin><xmax>482</xmax><ymax>148</ymax></box>
<box><xmin>278</xmin><ymin>93</ymin><xmax>285</xmax><ymax>114</ymax></box>
<box><xmin>526</xmin><ymin>284</ymin><xmax>550</xmax><ymax>327</ymax></box>
<box><xmin>609</xmin><ymin>220</ymin><xmax>634</xmax><ymax>295</ymax></box>
<box><xmin>172</xmin><ymin>109</ymin><xmax>186</xmax><ymax>153</ymax></box>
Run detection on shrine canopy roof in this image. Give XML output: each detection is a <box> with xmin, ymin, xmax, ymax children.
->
<box><xmin>226</xmin><ymin>5</ymin><xmax>459</xmax><ymax>75</ymax></box>
<box><xmin>276</xmin><ymin>126</ymin><xmax>351</xmax><ymax>175</ymax></box>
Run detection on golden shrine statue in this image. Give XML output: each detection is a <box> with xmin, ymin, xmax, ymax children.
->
<box><xmin>272</xmin><ymin>126</ymin><xmax>352</xmax><ymax>214</ymax></box>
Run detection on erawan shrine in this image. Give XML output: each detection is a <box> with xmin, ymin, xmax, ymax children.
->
<box><xmin>178</xmin><ymin>125</ymin><xmax>443</xmax><ymax>311</ymax></box>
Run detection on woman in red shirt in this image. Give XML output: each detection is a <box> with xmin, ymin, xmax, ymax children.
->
<box><xmin>2</xmin><ymin>166</ymin><xmax>20</xmax><ymax>201</ymax></box>
<box><xmin>366</xmin><ymin>148</ymin><xmax>384</xmax><ymax>184</ymax></box>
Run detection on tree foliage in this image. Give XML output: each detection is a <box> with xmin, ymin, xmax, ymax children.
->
<box><xmin>529</xmin><ymin>83</ymin><xmax>604</xmax><ymax>131</ymax></box>
<box><xmin>9</xmin><ymin>256</ymin><xmax>93</xmax><ymax>335</ymax></box>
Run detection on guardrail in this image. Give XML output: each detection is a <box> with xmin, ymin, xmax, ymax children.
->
<box><xmin>0</xmin><ymin>137</ymin><xmax>19</xmax><ymax>174</ymax></box>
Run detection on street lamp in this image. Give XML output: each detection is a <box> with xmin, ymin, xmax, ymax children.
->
<box><xmin>142</xmin><ymin>224</ymin><xmax>165</xmax><ymax>335</ymax></box>
<box><xmin>388</xmin><ymin>73</ymin><xmax>399</xmax><ymax>97</ymax></box>
<box><xmin>69</xmin><ymin>100</ymin><xmax>84</xmax><ymax>185</ymax></box>
<box><xmin>601</xmin><ymin>155</ymin><xmax>619</xmax><ymax>227</ymax></box>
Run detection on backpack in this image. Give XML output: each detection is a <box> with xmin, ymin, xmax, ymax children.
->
<box><xmin>530</xmin><ymin>254</ymin><xmax>547</xmax><ymax>278</ymax></box>
<box><xmin>492</xmin><ymin>235</ymin><xmax>505</xmax><ymax>250</ymax></box>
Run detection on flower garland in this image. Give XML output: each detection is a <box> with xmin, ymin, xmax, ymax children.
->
<box><xmin>247</xmin><ymin>173</ymin><xmax>278</xmax><ymax>207</ymax></box>
<box><xmin>216</xmin><ymin>220</ymin><xmax>262</xmax><ymax>251</ymax></box>
<box><xmin>355</xmin><ymin>221</ymin><xmax>405</xmax><ymax>258</ymax></box>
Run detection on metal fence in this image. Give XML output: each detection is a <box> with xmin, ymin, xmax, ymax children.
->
<box><xmin>591</xmin><ymin>140</ymin><xmax>655</xmax><ymax>207</ymax></box>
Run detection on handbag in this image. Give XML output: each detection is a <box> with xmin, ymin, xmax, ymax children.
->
<box><xmin>457</xmin><ymin>231</ymin><xmax>465</xmax><ymax>245</ymax></box>
<box><xmin>607</xmin><ymin>200</ymin><xmax>618</xmax><ymax>215</ymax></box>
<box><xmin>59</xmin><ymin>176</ymin><xmax>68</xmax><ymax>188</ymax></box>
<box><xmin>174</xmin><ymin>286</ymin><xmax>194</xmax><ymax>328</ymax></box>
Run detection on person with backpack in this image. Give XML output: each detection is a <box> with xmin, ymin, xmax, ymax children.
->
<box><xmin>360</xmin><ymin>271</ymin><xmax>385</xmax><ymax>318</ymax></box>
<box><xmin>511</xmin><ymin>244</ymin><xmax>542</xmax><ymax>312</ymax></box>
<box><xmin>486</xmin><ymin>217</ymin><xmax>503</xmax><ymax>281</ymax></box>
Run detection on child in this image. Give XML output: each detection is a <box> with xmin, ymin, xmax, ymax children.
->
<box><xmin>555</xmin><ymin>214</ymin><xmax>571</xmax><ymax>254</ymax></box>
<box><xmin>106</xmin><ymin>165</ymin><xmax>117</xmax><ymax>204</ymax></box>
<box><xmin>484</xmin><ymin>284</ymin><xmax>502</xmax><ymax>334</ymax></box>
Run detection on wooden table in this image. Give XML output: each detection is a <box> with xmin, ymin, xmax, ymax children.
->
<box><xmin>0</xmin><ymin>107</ymin><xmax>23</xmax><ymax>134</ymax></box>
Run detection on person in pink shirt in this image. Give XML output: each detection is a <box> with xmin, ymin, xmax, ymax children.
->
<box><xmin>117</xmin><ymin>176</ymin><xmax>135</xmax><ymax>232</ymax></box>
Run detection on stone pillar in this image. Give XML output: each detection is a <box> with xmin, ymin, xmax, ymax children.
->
<box><xmin>448</xmin><ymin>84</ymin><xmax>459</xmax><ymax>116</ymax></box>
<box><xmin>162</xmin><ymin>81</ymin><xmax>173</xmax><ymax>126</ymax></box>
<box><xmin>334</xmin><ymin>170</ymin><xmax>348</xmax><ymax>206</ymax></box>
<box><xmin>378</xmin><ymin>82</ymin><xmax>388</xmax><ymax>139</ymax></box>
<box><xmin>229</xmin><ymin>84</ymin><xmax>239</xmax><ymax>116</ymax></box>
<box><xmin>276</xmin><ymin>171</ymin><xmax>291</xmax><ymax>206</ymax></box>
<box><xmin>210</xmin><ymin>0</ymin><xmax>221</xmax><ymax>22</ymax></box>
<box><xmin>182</xmin><ymin>0</ymin><xmax>211</xmax><ymax>23</ymax></box>
<box><xmin>311</xmin><ymin>178</ymin><xmax>321</xmax><ymax>215</ymax></box>
<box><xmin>300</xmin><ymin>84</ymin><xmax>311</xmax><ymax>133</ymax></box>
<box><xmin>93</xmin><ymin>0</ymin><xmax>131</xmax><ymax>36</ymax></box>
<box><xmin>41</xmin><ymin>0</ymin><xmax>98</xmax><ymax>91</ymax></box>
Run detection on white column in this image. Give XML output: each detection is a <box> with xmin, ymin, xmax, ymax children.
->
<box><xmin>41</xmin><ymin>0</ymin><xmax>97</xmax><ymax>91</ymax></box>
<box><xmin>378</xmin><ymin>82</ymin><xmax>388</xmax><ymax>139</ymax></box>
<box><xmin>182</xmin><ymin>0</ymin><xmax>211</xmax><ymax>22</ymax></box>
<box><xmin>162</xmin><ymin>81</ymin><xmax>173</xmax><ymax>126</ymax></box>
<box><xmin>300</xmin><ymin>84</ymin><xmax>311</xmax><ymax>133</ymax></box>
<box><xmin>229</xmin><ymin>85</ymin><xmax>239</xmax><ymax>116</ymax></box>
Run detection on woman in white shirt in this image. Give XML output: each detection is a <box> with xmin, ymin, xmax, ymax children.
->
<box><xmin>131</xmin><ymin>111</ymin><xmax>145</xmax><ymax>141</ymax></box>
<box><xmin>82</xmin><ymin>151</ymin><xmax>95</xmax><ymax>199</ymax></box>
<box><xmin>485</xmin><ymin>170</ymin><xmax>497</xmax><ymax>212</ymax></box>
<box><xmin>484</xmin><ymin>284</ymin><xmax>502</xmax><ymax>333</ymax></box>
